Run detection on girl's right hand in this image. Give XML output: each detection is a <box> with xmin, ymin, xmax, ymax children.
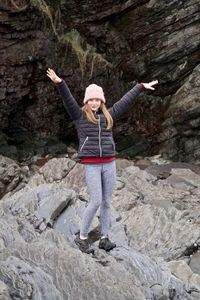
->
<box><xmin>46</xmin><ymin>68</ymin><xmax>62</xmax><ymax>84</ymax></box>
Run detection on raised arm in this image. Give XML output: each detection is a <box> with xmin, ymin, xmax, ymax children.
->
<box><xmin>109</xmin><ymin>80</ymin><xmax>158</xmax><ymax>120</ymax></box>
<box><xmin>47</xmin><ymin>68</ymin><xmax>82</xmax><ymax>120</ymax></box>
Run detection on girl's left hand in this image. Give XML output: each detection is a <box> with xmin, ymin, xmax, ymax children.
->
<box><xmin>142</xmin><ymin>80</ymin><xmax>158</xmax><ymax>90</ymax></box>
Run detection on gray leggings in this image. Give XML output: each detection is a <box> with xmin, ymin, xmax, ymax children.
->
<box><xmin>80</xmin><ymin>160</ymin><xmax>116</xmax><ymax>237</ymax></box>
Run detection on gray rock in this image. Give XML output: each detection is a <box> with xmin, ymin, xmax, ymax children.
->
<box><xmin>0</xmin><ymin>157</ymin><xmax>200</xmax><ymax>299</ymax></box>
<box><xmin>0</xmin><ymin>280</ymin><xmax>12</xmax><ymax>300</ymax></box>
<box><xmin>2</xmin><ymin>183</ymin><xmax>76</xmax><ymax>232</ymax></box>
<box><xmin>0</xmin><ymin>229</ymin><xmax>147</xmax><ymax>300</ymax></box>
<box><xmin>0</xmin><ymin>256</ymin><xmax>62</xmax><ymax>300</ymax></box>
<box><xmin>171</xmin><ymin>168</ymin><xmax>200</xmax><ymax>188</ymax></box>
<box><xmin>168</xmin><ymin>260</ymin><xmax>200</xmax><ymax>294</ymax></box>
<box><xmin>0</xmin><ymin>155</ymin><xmax>30</xmax><ymax>198</ymax></box>
<box><xmin>28</xmin><ymin>157</ymin><xmax>76</xmax><ymax>186</ymax></box>
<box><xmin>189</xmin><ymin>251</ymin><xmax>200</xmax><ymax>275</ymax></box>
<box><xmin>119</xmin><ymin>204</ymin><xmax>200</xmax><ymax>260</ymax></box>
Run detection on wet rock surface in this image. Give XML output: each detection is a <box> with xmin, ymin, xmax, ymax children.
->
<box><xmin>158</xmin><ymin>64</ymin><xmax>200</xmax><ymax>161</ymax></box>
<box><xmin>0</xmin><ymin>1</ymin><xmax>200</xmax><ymax>161</ymax></box>
<box><xmin>0</xmin><ymin>155</ymin><xmax>200</xmax><ymax>299</ymax></box>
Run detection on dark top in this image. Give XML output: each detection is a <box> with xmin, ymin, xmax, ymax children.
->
<box><xmin>56</xmin><ymin>80</ymin><xmax>144</xmax><ymax>158</ymax></box>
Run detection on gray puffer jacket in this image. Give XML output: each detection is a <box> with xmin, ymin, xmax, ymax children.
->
<box><xmin>56</xmin><ymin>81</ymin><xmax>144</xmax><ymax>158</ymax></box>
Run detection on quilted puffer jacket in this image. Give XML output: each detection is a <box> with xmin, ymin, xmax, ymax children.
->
<box><xmin>56</xmin><ymin>80</ymin><xmax>144</xmax><ymax>158</ymax></box>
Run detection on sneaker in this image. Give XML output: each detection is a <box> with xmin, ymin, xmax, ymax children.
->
<box><xmin>99</xmin><ymin>237</ymin><xmax>116</xmax><ymax>251</ymax></box>
<box><xmin>74</xmin><ymin>236</ymin><xmax>94</xmax><ymax>254</ymax></box>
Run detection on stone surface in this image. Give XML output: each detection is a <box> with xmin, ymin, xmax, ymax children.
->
<box><xmin>189</xmin><ymin>251</ymin><xmax>200</xmax><ymax>276</ymax></box>
<box><xmin>159</xmin><ymin>64</ymin><xmax>200</xmax><ymax>161</ymax></box>
<box><xmin>169</xmin><ymin>260</ymin><xmax>200</xmax><ymax>295</ymax></box>
<box><xmin>2</xmin><ymin>182</ymin><xmax>76</xmax><ymax>232</ymax></box>
<box><xmin>0</xmin><ymin>209</ymin><xmax>147</xmax><ymax>300</ymax></box>
<box><xmin>0</xmin><ymin>280</ymin><xmax>12</xmax><ymax>300</ymax></box>
<box><xmin>0</xmin><ymin>155</ymin><xmax>30</xmax><ymax>198</ymax></box>
<box><xmin>0</xmin><ymin>1</ymin><xmax>200</xmax><ymax>161</ymax></box>
<box><xmin>0</xmin><ymin>157</ymin><xmax>200</xmax><ymax>299</ymax></box>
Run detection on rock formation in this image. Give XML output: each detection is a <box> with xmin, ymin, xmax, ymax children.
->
<box><xmin>0</xmin><ymin>155</ymin><xmax>200</xmax><ymax>299</ymax></box>
<box><xmin>0</xmin><ymin>0</ymin><xmax>200</xmax><ymax>161</ymax></box>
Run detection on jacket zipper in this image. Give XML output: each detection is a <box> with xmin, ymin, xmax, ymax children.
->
<box><xmin>80</xmin><ymin>136</ymin><xmax>88</xmax><ymax>151</ymax></box>
<box><xmin>110</xmin><ymin>137</ymin><xmax>115</xmax><ymax>151</ymax></box>
<box><xmin>98</xmin><ymin>116</ymin><xmax>102</xmax><ymax>157</ymax></box>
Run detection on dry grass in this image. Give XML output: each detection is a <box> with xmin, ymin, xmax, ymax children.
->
<box><xmin>10</xmin><ymin>0</ymin><xmax>112</xmax><ymax>77</ymax></box>
<box><xmin>9</xmin><ymin>0</ymin><xmax>28</xmax><ymax>11</ymax></box>
<box><xmin>60</xmin><ymin>29</ymin><xmax>112</xmax><ymax>77</ymax></box>
<box><xmin>30</xmin><ymin>0</ymin><xmax>58</xmax><ymax>37</ymax></box>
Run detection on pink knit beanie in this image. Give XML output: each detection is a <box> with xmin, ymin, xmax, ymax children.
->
<box><xmin>83</xmin><ymin>84</ymin><xmax>105</xmax><ymax>104</ymax></box>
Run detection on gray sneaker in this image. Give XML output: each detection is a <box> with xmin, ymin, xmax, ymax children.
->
<box><xmin>99</xmin><ymin>237</ymin><xmax>116</xmax><ymax>251</ymax></box>
<box><xmin>74</xmin><ymin>236</ymin><xmax>94</xmax><ymax>254</ymax></box>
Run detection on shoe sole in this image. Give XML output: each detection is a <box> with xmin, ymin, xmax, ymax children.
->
<box><xmin>99</xmin><ymin>245</ymin><xmax>116</xmax><ymax>251</ymax></box>
<box><xmin>74</xmin><ymin>240</ymin><xmax>95</xmax><ymax>254</ymax></box>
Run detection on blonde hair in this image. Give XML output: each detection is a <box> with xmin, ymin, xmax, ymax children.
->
<box><xmin>82</xmin><ymin>102</ymin><xmax>113</xmax><ymax>129</ymax></box>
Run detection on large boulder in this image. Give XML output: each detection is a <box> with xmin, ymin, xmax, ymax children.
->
<box><xmin>0</xmin><ymin>155</ymin><xmax>30</xmax><ymax>198</ymax></box>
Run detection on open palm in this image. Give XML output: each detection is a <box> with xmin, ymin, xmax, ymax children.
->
<box><xmin>46</xmin><ymin>68</ymin><xmax>62</xmax><ymax>84</ymax></box>
<box><xmin>142</xmin><ymin>80</ymin><xmax>158</xmax><ymax>90</ymax></box>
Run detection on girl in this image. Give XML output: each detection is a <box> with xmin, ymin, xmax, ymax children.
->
<box><xmin>47</xmin><ymin>68</ymin><xmax>158</xmax><ymax>253</ymax></box>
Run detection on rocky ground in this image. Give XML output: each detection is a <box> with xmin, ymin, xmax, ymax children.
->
<box><xmin>0</xmin><ymin>154</ymin><xmax>200</xmax><ymax>299</ymax></box>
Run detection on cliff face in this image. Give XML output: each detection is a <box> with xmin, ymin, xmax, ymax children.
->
<box><xmin>0</xmin><ymin>0</ymin><xmax>200</xmax><ymax>161</ymax></box>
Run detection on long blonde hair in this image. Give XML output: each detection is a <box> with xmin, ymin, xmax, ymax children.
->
<box><xmin>82</xmin><ymin>102</ymin><xmax>113</xmax><ymax>129</ymax></box>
